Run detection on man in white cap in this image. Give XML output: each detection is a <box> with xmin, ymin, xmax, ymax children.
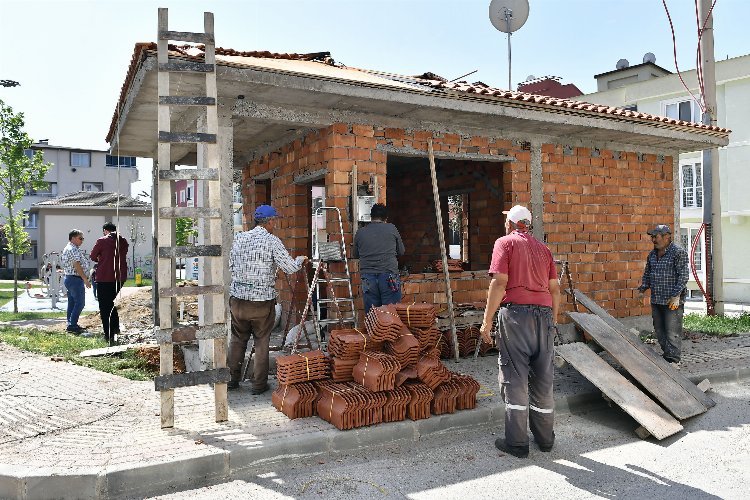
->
<box><xmin>480</xmin><ymin>204</ymin><xmax>560</xmax><ymax>458</ymax></box>
<box><xmin>228</xmin><ymin>204</ymin><xmax>307</xmax><ymax>394</ymax></box>
<box><xmin>637</xmin><ymin>223</ymin><xmax>689</xmax><ymax>364</ymax></box>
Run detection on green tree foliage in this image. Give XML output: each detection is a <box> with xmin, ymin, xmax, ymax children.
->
<box><xmin>0</xmin><ymin>99</ymin><xmax>52</xmax><ymax>312</ymax></box>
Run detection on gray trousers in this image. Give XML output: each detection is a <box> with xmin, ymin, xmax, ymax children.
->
<box><xmin>652</xmin><ymin>303</ymin><xmax>684</xmax><ymax>362</ymax></box>
<box><xmin>496</xmin><ymin>304</ymin><xmax>556</xmax><ymax>448</ymax></box>
<box><xmin>229</xmin><ymin>297</ymin><xmax>276</xmax><ymax>390</ymax></box>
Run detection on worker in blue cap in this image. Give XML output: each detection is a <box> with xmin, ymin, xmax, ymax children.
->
<box><xmin>228</xmin><ymin>205</ymin><xmax>307</xmax><ymax>394</ymax></box>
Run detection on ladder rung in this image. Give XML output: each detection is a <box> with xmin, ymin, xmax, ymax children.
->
<box><xmin>159</xmin><ymin>207</ymin><xmax>222</xmax><ymax>219</ymax></box>
<box><xmin>156</xmin><ymin>324</ymin><xmax>226</xmax><ymax>344</ymax></box>
<box><xmin>159</xmin><ymin>131</ymin><xmax>216</xmax><ymax>144</ymax></box>
<box><xmin>159</xmin><ymin>62</ymin><xmax>215</xmax><ymax>73</ymax></box>
<box><xmin>318</xmin><ymin>318</ymin><xmax>355</xmax><ymax>325</ymax></box>
<box><xmin>159</xmin><ymin>96</ymin><xmax>216</xmax><ymax>106</ymax></box>
<box><xmin>317</xmin><ymin>298</ymin><xmax>354</xmax><ymax>304</ymax></box>
<box><xmin>158</xmin><ymin>30</ymin><xmax>215</xmax><ymax>44</ymax></box>
<box><xmin>159</xmin><ymin>285</ymin><xmax>224</xmax><ymax>298</ymax></box>
<box><xmin>159</xmin><ymin>245</ymin><xmax>222</xmax><ymax>259</ymax></box>
<box><xmin>159</xmin><ymin>169</ymin><xmax>219</xmax><ymax>181</ymax></box>
<box><xmin>155</xmin><ymin>367</ymin><xmax>229</xmax><ymax>391</ymax></box>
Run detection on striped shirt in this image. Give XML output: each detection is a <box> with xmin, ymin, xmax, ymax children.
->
<box><xmin>640</xmin><ymin>242</ymin><xmax>689</xmax><ymax>305</ymax></box>
<box><xmin>61</xmin><ymin>242</ymin><xmax>90</xmax><ymax>277</ymax></box>
<box><xmin>229</xmin><ymin>226</ymin><xmax>301</xmax><ymax>301</ymax></box>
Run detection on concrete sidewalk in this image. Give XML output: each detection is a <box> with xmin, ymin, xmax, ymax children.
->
<box><xmin>1</xmin><ymin>330</ymin><xmax>750</xmax><ymax>499</ymax></box>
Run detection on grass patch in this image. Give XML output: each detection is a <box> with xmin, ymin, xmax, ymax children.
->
<box><xmin>0</xmin><ymin>327</ymin><xmax>154</xmax><ymax>381</ymax></box>
<box><xmin>683</xmin><ymin>312</ymin><xmax>750</xmax><ymax>336</ymax></box>
<box><xmin>0</xmin><ymin>311</ymin><xmax>67</xmax><ymax>321</ymax></box>
<box><xmin>123</xmin><ymin>278</ymin><xmax>152</xmax><ymax>287</ymax></box>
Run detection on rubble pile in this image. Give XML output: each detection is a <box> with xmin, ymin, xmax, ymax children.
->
<box><xmin>272</xmin><ymin>302</ymin><xmax>481</xmax><ymax>430</ymax></box>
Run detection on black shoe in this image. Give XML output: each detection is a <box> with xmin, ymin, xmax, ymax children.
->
<box><xmin>250</xmin><ymin>384</ymin><xmax>269</xmax><ymax>395</ymax></box>
<box><xmin>495</xmin><ymin>438</ymin><xmax>529</xmax><ymax>458</ymax></box>
<box><xmin>538</xmin><ymin>443</ymin><xmax>554</xmax><ymax>452</ymax></box>
<box><xmin>227</xmin><ymin>381</ymin><xmax>240</xmax><ymax>390</ymax></box>
<box><xmin>66</xmin><ymin>326</ymin><xmax>83</xmax><ymax>334</ymax></box>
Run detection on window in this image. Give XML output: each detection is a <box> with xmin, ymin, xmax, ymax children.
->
<box><xmin>71</xmin><ymin>152</ymin><xmax>91</xmax><ymax>167</ymax></box>
<box><xmin>622</xmin><ymin>104</ymin><xmax>638</xmax><ymax>112</ymax></box>
<box><xmin>446</xmin><ymin>193</ymin><xmax>469</xmax><ymax>262</ymax></box>
<box><xmin>186</xmin><ymin>186</ymin><xmax>193</xmax><ymax>203</ymax></box>
<box><xmin>22</xmin><ymin>241</ymin><xmax>37</xmax><ymax>260</ymax></box>
<box><xmin>664</xmin><ymin>99</ymin><xmax>701</xmax><ymax>124</ymax></box>
<box><xmin>179</xmin><ymin>190</ymin><xmax>186</xmax><ymax>203</ymax></box>
<box><xmin>105</xmin><ymin>155</ymin><xmax>136</xmax><ymax>167</ymax></box>
<box><xmin>680</xmin><ymin>227</ymin><xmax>702</xmax><ymax>272</ymax></box>
<box><xmin>23</xmin><ymin>149</ymin><xmax>34</xmax><ymax>159</ymax></box>
<box><xmin>22</xmin><ymin>212</ymin><xmax>38</xmax><ymax>229</ymax></box>
<box><xmin>680</xmin><ymin>161</ymin><xmax>703</xmax><ymax>209</ymax></box>
<box><xmin>24</xmin><ymin>182</ymin><xmax>57</xmax><ymax>196</ymax></box>
<box><xmin>82</xmin><ymin>182</ymin><xmax>103</xmax><ymax>191</ymax></box>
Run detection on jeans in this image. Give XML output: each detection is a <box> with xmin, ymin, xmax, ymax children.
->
<box><xmin>361</xmin><ymin>272</ymin><xmax>402</xmax><ymax>317</ymax></box>
<box><xmin>64</xmin><ymin>275</ymin><xmax>85</xmax><ymax>330</ymax></box>
<box><xmin>652</xmin><ymin>303</ymin><xmax>684</xmax><ymax>362</ymax></box>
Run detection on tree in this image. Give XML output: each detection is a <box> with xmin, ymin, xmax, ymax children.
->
<box><xmin>0</xmin><ymin>99</ymin><xmax>51</xmax><ymax>312</ymax></box>
<box><xmin>175</xmin><ymin>217</ymin><xmax>197</xmax><ymax>280</ymax></box>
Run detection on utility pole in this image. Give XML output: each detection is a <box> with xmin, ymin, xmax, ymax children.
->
<box><xmin>699</xmin><ymin>0</ymin><xmax>723</xmax><ymax>315</ymax></box>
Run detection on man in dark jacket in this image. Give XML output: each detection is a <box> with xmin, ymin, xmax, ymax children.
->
<box><xmin>90</xmin><ymin>222</ymin><xmax>129</xmax><ymax>345</ymax></box>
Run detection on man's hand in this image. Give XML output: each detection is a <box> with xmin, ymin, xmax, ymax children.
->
<box><xmin>84</xmin><ymin>278</ymin><xmax>92</xmax><ymax>289</ymax></box>
<box><xmin>295</xmin><ymin>256</ymin><xmax>308</xmax><ymax>266</ymax></box>
<box><xmin>668</xmin><ymin>296</ymin><xmax>680</xmax><ymax>310</ymax></box>
<box><xmin>479</xmin><ymin>321</ymin><xmax>494</xmax><ymax>346</ymax></box>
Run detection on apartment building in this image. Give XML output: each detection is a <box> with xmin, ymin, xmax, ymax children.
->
<box><xmin>1</xmin><ymin>141</ymin><xmax>139</xmax><ymax>276</ymax></box>
<box><xmin>584</xmin><ymin>54</ymin><xmax>750</xmax><ymax>303</ymax></box>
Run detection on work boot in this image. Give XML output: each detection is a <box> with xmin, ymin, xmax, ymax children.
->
<box><xmin>227</xmin><ymin>381</ymin><xmax>240</xmax><ymax>390</ymax></box>
<box><xmin>495</xmin><ymin>438</ymin><xmax>529</xmax><ymax>458</ymax></box>
<box><xmin>250</xmin><ymin>384</ymin><xmax>269</xmax><ymax>395</ymax></box>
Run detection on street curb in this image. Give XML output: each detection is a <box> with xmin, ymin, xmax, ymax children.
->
<box><xmin>0</xmin><ymin>366</ymin><xmax>745</xmax><ymax>499</ymax></box>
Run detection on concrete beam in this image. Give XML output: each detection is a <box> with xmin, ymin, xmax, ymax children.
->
<box><xmin>377</xmin><ymin>144</ymin><xmax>515</xmax><ymax>163</ymax></box>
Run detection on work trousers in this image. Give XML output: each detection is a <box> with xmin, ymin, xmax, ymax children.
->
<box><xmin>496</xmin><ymin>304</ymin><xmax>556</xmax><ymax>448</ymax></box>
<box><xmin>64</xmin><ymin>275</ymin><xmax>85</xmax><ymax>330</ymax></box>
<box><xmin>361</xmin><ymin>272</ymin><xmax>402</xmax><ymax>317</ymax></box>
<box><xmin>652</xmin><ymin>303</ymin><xmax>684</xmax><ymax>363</ymax></box>
<box><xmin>97</xmin><ymin>281</ymin><xmax>124</xmax><ymax>344</ymax></box>
<box><xmin>228</xmin><ymin>297</ymin><xmax>276</xmax><ymax>390</ymax></box>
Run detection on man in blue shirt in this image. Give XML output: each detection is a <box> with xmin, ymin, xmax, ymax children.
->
<box><xmin>638</xmin><ymin>224</ymin><xmax>689</xmax><ymax>364</ymax></box>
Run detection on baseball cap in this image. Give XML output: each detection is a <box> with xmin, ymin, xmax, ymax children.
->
<box><xmin>254</xmin><ymin>205</ymin><xmax>278</xmax><ymax>219</ymax></box>
<box><xmin>647</xmin><ymin>224</ymin><xmax>671</xmax><ymax>235</ymax></box>
<box><xmin>502</xmin><ymin>205</ymin><xmax>532</xmax><ymax>224</ymax></box>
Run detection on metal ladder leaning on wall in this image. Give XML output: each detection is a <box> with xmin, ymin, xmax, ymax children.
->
<box><xmin>154</xmin><ymin>8</ymin><xmax>229</xmax><ymax>428</ymax></box>
<box><xmin>311</xmin><ymin>206</ymin><xmax>357</xmax><ymax>342</ymax></box>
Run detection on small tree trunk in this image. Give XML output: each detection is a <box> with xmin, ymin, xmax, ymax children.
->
<box><xmin>12</xmin><ymin>252</ymin><xmax>18</xmax><ymax>313</ymax></box>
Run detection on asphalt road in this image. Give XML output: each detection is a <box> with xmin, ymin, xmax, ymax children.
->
<box><xmin>146</xmin><ymin>380</ymin><xmax>750</xmax><ymax>500</ymax></box>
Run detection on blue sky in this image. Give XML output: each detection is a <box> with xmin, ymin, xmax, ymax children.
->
<box><xmin>1</xmin><ymin>0</ymin><xmax>749</xmax><ymax>197</ymax></box>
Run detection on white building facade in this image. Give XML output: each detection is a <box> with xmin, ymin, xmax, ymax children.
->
<box><xmin>585</xmin><ymin>55</ymin><xmax>750</xmax><ymax>303</ymax></box>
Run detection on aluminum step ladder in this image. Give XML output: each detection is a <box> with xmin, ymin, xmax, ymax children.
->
<box><xmin>312</xmin><ymin>206</ymin><xmax>357</xmax><ymax>341</ymax></box>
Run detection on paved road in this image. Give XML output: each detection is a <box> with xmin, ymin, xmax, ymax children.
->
<box><xmin>147</xmin><ymin>380</ymin><xmax>750</xmax><ymax>500</ymax></box>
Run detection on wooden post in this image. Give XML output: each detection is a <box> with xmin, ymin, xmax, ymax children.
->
<box><xmin>428</xmin><ymin>140</ymin><xmax>459</xmax><ymax>362</ymax></box>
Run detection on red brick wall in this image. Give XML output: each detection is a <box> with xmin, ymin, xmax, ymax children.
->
<box><xmin>242</xmin><ymin>125</ymin><xmax>672</xmax><ymax>323</ymax></box>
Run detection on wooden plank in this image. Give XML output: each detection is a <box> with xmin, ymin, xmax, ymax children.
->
<box><xmin>154</xmin><ymin>367</ymin><xmax>230</xmax><ymax>390</ymax></box>
<box><xmin>159</xmin><ymin>169</ymin><xmax>219</xmax><ymax>181</ymax></box>
<box><xmin>158</xmin><ymin>245</ymin><xmax>222</xmax><ymax>258</ymax></box>
<box><xmin>568</xmin><ymin>312</ymin><xmax>707</xmax><ymax>419</ymax></box>
<box><xmin>158</xmin><ymin>30</ymin><xmax>214</xmax><ymax>44</ymax></box>
<box><xmin>158</xmin><ymin>131</ymin><xmax>217</xmax><ymax>144</ymax></box>
<box><xmin>159</xmin><ymin>96</ymin><xmax>216</xmax><ymax>106</ymax></box>
<box><xmin>571</xmin><ymin>289</ymin><xmax>715</xmax><ymax>409</ymax></box>
<box><xmin>158</xmin><ymin>62</ymin><xmax>215</xmax><ymax>73</ymax></box>
<box><xmin>79</xmin><ymin>343</ymin><xmax>149</xmax><ymax>358</ymax></box>
<box><xmin>556</xmin><ymin>343</ymin><xmax>683</xmax><ymax>440</ymax></box>
<box><xmin>159</xmin><ymin>207</ymin><xmax>222</xmax><ymax>219</ymax></box>
<box><xmin>159</xmin><ymin>284</ymin><xmax>224</xmax><ymax>298</ymax></box>
<box><xmin>155</xmin><ymin>324</ymin><xmax>227</xmax><ymax>344</ymax></box>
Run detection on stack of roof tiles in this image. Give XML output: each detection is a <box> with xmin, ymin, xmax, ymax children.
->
<box><xmin>271</xmin><ymin>381</ymin><xmax>317</xmax><ymax>419</ymax></box>
<box><xmin>438</xmin><ymin>327</ymin><xmax>495</xmax><ymax>359</ymax></box>
<box><xmin>352</xmin><ymin>351</ymin><xmax>401</xmax><ymax>392</ymax></box>
<box><xmin>276</xmin><ymin>350</ymin><xmax>330</xmax><ymax>385</ymax></box>
<box><xmin>274</xmin><ymin>303</ymin><xmax>481</xmax><ymax>430</ymax></box>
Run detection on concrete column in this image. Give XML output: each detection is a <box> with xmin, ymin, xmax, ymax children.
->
<box><xmin>530</xmin><ymin>141</ymin><xmax>544</xmax><ymax>240</ymax></box>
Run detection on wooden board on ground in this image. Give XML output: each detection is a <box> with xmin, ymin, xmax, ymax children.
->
<box><xmin>570</xmin><ymin>289</ymin><xmax>715</xmax><ymax>409</ymax></box>
<box><xmin>568</xmin><ymin>312</ymin><xmax>707</xmax><ymax>420</ymax></box>
<box><xmin>79</xmin><ymin>343</ymin><xmax>149</xmax><ymax>358</ymax></box>
<box><xmin>556</xmin><ymin>342</ymin><xmax>683</xmax><ymax>440</ymax></box>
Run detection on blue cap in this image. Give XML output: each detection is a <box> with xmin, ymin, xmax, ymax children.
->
<box><xmin>254</xmin><ymin>205</ymin><xmax>278</xmax><ymax>218</ymax></box>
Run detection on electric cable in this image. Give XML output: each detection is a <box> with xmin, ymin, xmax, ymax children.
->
<box><xmin>661</xmin><ymin>0</ymin><xmax>706</xmax><ymax>113</ymax></box>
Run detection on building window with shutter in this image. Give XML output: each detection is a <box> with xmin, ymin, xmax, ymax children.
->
<box><xmin>680</xmin><ymin>161</ymin><xmax>703</xmax><ymax>209</ymax></box>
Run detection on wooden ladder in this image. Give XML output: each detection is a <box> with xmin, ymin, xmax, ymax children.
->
<box><xmin>154</xmin><ymin>8</ymin><xmax>229</xmax><ymax>428</ymax></box>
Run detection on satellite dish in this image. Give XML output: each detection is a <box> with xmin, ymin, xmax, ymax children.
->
<box><xmin>525</xmin><ymin>75</ymin><xmax>536</xmax><ymax>81</ymax></box>
<box><xmin>616</xmin><ymin>58</ymin><xmax>630</xmax><ymax>70</ymax></box>
<box><xmin>643</xmin><ymin>52</ymin><xmax>656</xmax><ymax>64</ymax></box>
<box><xmin>489</xmin><ymin>0</ymin><xmax>530</xmax><ymax>33</ymax></box>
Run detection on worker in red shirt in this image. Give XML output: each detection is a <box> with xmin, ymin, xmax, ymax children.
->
<box><xmin>480</xmin><ymin>205</ymin><xmax>560</xmax><ymax>458</ymax></box>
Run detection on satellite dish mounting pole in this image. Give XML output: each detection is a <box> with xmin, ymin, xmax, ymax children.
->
<box><xmin>505</xmin><ymin>7</ymin><xmax>513</xmax><ymax>90</ymax></box>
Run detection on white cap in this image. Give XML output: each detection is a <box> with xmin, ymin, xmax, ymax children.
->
<box><xmin>503</xmin><ymin>205</ymin><xmax>532</xmax><ymax>224</ymax></box>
